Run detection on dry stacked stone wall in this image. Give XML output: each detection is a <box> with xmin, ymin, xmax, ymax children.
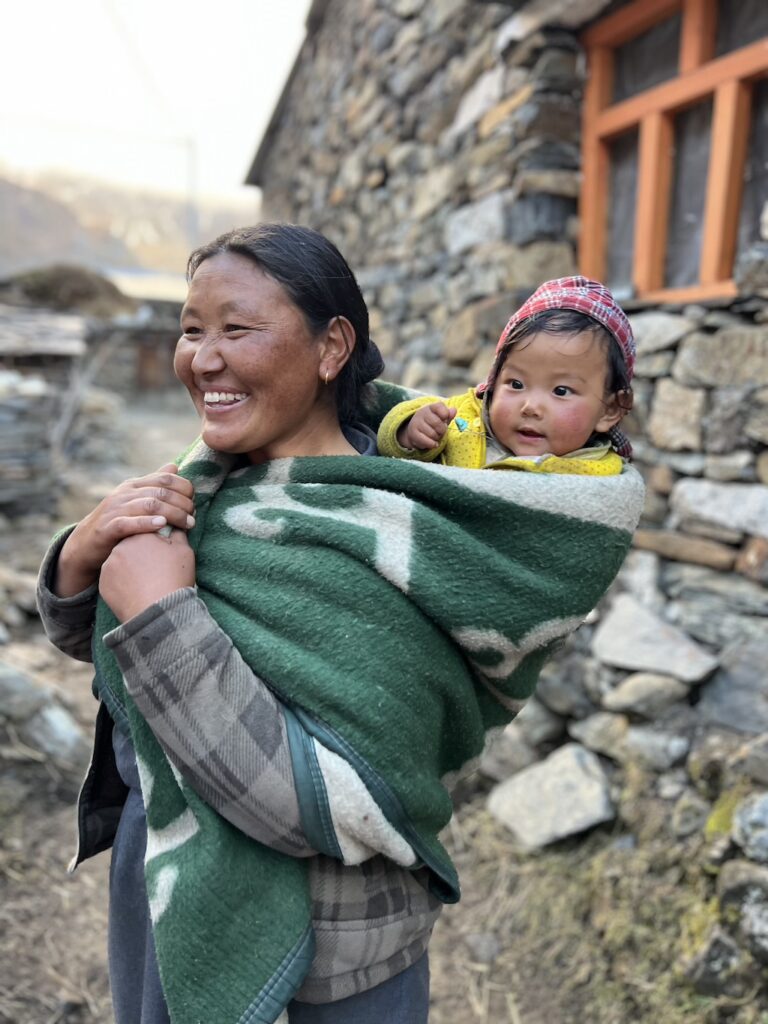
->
<box><xmin>257</xmin><ymin>0</ymin><xmax>594</xmax><ymax>391</ymax></box>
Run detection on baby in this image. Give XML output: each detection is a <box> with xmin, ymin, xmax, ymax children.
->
<box><xmin>378</xmin><ymin>276</ymin><xmax>635</xmax><ymax>476</ymax></box>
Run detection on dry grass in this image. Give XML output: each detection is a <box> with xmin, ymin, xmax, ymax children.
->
<box><xmin>4</xmin><ymin>754</ymin><xmax>768</xmax><ymax>1023</ymax></box>
<box><xmin>429</xmin><ymin>792</ymin><xmax>768</xmax><ymax>1024</ymax></box>
<box><xmin>0</xmin><ymin>639</ymin><xmax>111</xmax><ymax>1024</ymax></box>
<box><xmin>0</xmin><ymin>796</ymin><xmax>111</xmax><ymax>1024</ymax></box>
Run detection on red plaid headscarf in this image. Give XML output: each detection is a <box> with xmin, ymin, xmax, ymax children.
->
<box><xmin>479</xmin><ymin>276</ymin><xmax>635</xmax><ymax>458</ymax></box>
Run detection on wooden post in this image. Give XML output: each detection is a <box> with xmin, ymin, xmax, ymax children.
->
<box><xmin>633</xmin><ymin>111</ymin><xmax>674</xmax><ymax>293</ymax></box>
<box><xmin>700</xmin><ymin>77</ymin><xmax>752</xmax><ymax>284</ymax></box>
<box><xmin>679</xmin><ymin>0</ymin><xmax>717</xmax><ymax>73</ymax></box>
<box><xmin>579</xmin><ymin>46</ymin><xmax>613</xmax><ymax>280</ymax></box>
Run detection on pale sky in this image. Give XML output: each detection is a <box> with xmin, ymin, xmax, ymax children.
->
<box><xmin>0</xmin><ymin>0</ymin><xmax>311</xmax><ymax>202</ymax></box>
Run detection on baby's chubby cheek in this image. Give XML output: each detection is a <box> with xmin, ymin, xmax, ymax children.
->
<box><xmin>552</xmin><ymin>406</ymin><xmax>601</xmax><ymax>449</ymax></box>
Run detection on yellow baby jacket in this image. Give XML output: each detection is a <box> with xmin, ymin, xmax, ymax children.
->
<box><xmin>377</xmin><ymin>387</ymin><xmax>624</xmax><ymax>476</ymax></box>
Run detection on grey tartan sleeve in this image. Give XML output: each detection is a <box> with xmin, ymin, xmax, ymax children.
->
<box><xmin>36</xmin><ymin>527</ymin><xmax>97</xmax><ymax>663</ymax></box>
<box><xmin>103</xmin><ymin>587</ymin><xmax>315</xmax><ymax>856</ymax></box>
<box><xmin>104</xmin><ymin>588</ymin><xmax>417</xmax><ymax>866</ymax></box>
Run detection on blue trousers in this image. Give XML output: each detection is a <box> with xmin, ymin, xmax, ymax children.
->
<box><xmin>108</xmin><ymin>729</ymin><xmax>430</xmax><ymax>1024</ymax></box>
<box><xmin>287</xmin><ymin>955</ymin><xmax>430</xmax><ymax>1023</ymax></box>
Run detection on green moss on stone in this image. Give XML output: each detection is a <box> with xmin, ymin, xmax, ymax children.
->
<box><xmin>705</xmin><ymin>784</ymin><xmax>752</xmax><ymax>839</ymax></box>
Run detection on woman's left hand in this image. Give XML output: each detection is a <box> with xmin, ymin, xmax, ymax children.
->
<box><xmin>99</xmin><ymin>529</ymin><xmax>196</xmax><ymax>622</ymax></box>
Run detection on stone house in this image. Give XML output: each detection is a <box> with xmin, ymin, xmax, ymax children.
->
<box><xmin>245</xmin><ymin>0</ymin><xmax>768</xmax><ymax>576</ymax></box>
<box><xmin>0</xmin><ymin>305</ymin><xmax>86</xmax><ymax>510</ymax></box>
<box><xmin>244</xmin><ymin>2</ymin><xmax>768</xmax><ymax>997</ymax></box>
<box><xmin>243</xmin><ymin>2</ymin><xmax>768</xmax><ymax>991</ymax></box>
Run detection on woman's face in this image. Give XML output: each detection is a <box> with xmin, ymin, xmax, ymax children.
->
<box><xmin>175</xmin><ymin>251</ymin><xmax>340</xmax><ymax>462</ymax></box>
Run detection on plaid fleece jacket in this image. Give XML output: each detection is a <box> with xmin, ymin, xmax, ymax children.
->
<box><xmin>36</xmin><ymin>532</ymin><xmax>440</xmax><ymax>1004</ymax></box>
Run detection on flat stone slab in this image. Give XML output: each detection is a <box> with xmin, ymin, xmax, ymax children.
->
<box><xmin>671</xmin><ymin>479</ymin><xmax>768</xmax><ymax>540</ymax></box>
<box><xmin>568</xmin><ymin>712</ymin><xmax>689</xmax><ymax>770</ymax></box>
<box><xmin>592</xmin><ymin>593</ymin><xmax>718</xmax><ymax>683</ymax></box>
<box><xmin>629</xmin><ymin>311</ymin><xmax>697</xmax><ymax>354</ymax></box>
<box><xmin>0</xmin><ymin>662</ymin><xmax>51</xmax><ymax>721</ymax></box>
<box><xmin>733</xmin><ymin>793</ymin><xmax>768</xmax><ymax>863</ymax></box>
<box><xmin>445</xmin><ymin>192</ymin><xmax>507</xmax><ymax>255</ymax></box>
<box><xmin>673</xmin><ymin>326</ymin><xmax>768</xmax><ymax>387</ymax></box>
<box><xmin>698</xmin><ymin>639</ymin><xmax>768</xmax><ymax>734</ymax></box>
<box><xmin>730</xmin><ymin>735</ymin><xmax>768</xmax><ymax>785</ymax></box>
<box><xmin>19</xmin><ymin>704</ymin><xmax>89</xmax><ymax>767</ymax></box>
<box><xmin>487</xmin><ymin>742</ymin><xmax>614</xmax><ymax>849</ymax></box>
<box><xmin>603</xmin><ymin>672</ymin><xmax>689</xmax><ymax>717</ymax></box>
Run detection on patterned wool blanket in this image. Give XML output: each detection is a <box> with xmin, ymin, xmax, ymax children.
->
<box><xmin>92</xmin><ymin>382</ymin><xmax>645</xmax><ymax>1024</ymax></box>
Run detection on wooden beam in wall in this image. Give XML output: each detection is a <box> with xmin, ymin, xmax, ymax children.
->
<box><xmin>679</xmin><ymin>0</ymin><xmax>717</xmax><ymax>73</ymax></box>
<box><xmin>640</xmin><ymin>281</ymin><xmax>738</xmax><ymax>303</ymax></box>
<box><xmin>579</xmin><ymin>46</ymin><xmax>614</xmax><ymax>279</ymax></box>
<box><xmin>633</xmin><ymin>111</ymin><xmax>674</xmax><ymax>293</ymax></box>
<box><xmin>595</xmin><ymin>37</ymin><xmax>768</xmax><ymax>137</ymax></box>
<box><xmin>699</xmin><ymin>78</ymin><xmax>752</xmax><ymax>284</ymax></box>
<box><xmin>582</xmin><ymin>0</ymin><xmax>681</xmax><ymax>48</ymax></box>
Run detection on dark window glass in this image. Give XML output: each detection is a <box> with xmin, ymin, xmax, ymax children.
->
<box><xmin>736</xmin><ymin>78</ymin><xmax>768</xmax><ymax>256</ymax></box>
<box><xmin>665</xmin><ymin>100</ymin><xmax>713</xmax><ymax>288</ymax></box>
<box><xmin>716</xmin><ymin>0</ymin><xmax>768</xmax><ymax>57</ymax></box>
<box><xmin>613</xmin><ymin>15</ymin><xmax>681</xmax><ymax>103</ymax></box>
<box><xmin>605</xmin><ymin>129</ymin><xmax>639</xmax><ymax>298</ymax></box>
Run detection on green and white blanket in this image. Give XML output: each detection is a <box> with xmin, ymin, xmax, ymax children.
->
<box><xmin>92</xmin><ymin>382</ymin><xmax>644</xmax><ymax>1023</ymax></box>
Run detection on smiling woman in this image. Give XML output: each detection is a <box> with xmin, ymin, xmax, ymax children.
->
<box><xmin>176</xmin><ymin>250</ymin><xmax>358</xmax><ymax>461</ymax></box>
<box><xmin>36</xmin><ymin>231</ymin><xmax>645</xmax><ymax>1024</ymax></box>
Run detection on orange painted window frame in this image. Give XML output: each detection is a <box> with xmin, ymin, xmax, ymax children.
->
<box><xmin>579</xmin><ymin>0</ymin><xmax>768</xmax><ymax>303</ymax></box>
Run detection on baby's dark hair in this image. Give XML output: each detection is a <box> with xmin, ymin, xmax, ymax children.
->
<box><xmin>491</xmin><ymin>309</ymin><xmax>633</xmax><ymax>411</ymax></box>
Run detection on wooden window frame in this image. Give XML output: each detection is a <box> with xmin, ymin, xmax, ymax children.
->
<box><xmin>580</xmin><ymin>0</ymin><xmax>768</xmax><ymax>303</ymax></box>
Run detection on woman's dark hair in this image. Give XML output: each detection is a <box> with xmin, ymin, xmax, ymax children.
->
<box><xmin>187</xmin><ymin>223</ymin><xmax>384</xmax><ymax>423</ymax></box>
<box><xmin>490</xmin><ymin>309</ymin><xmax>633</xmax><ymax>411</ymax></box>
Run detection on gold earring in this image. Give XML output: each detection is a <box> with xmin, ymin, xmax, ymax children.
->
<box><xmin>324</xmin><ymin>370</ymin><xmax>330</xmax><ymax>385</ymax></box>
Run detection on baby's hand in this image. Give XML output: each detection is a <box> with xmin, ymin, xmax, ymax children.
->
<box><xmin>397</xmin><ymin>402</ymin><xmax>457</xmax><ymax>450</ymax></box>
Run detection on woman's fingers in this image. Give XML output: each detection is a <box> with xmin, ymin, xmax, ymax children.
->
<box><xmin>114</xmin><ymin>495</ymin><xmax>195</xmax><ymax>531</ymax></box>
<box><xmin>104</xmin><ymin>514</ymin><xmax>183</xmax><ymax>541</ymax></box>
<box><xmin>129</xmin><ymin>465</ymin><xmax>195</xmax><ymax>502</ymax></box>
<box><xmin>111</xmin><ymin>464</ymin><xmax>195</xmax><ymax>522</ymax></box>
<box><xmin>131</xmin><ymin>487</ymin><xmax>195</xmax><ymax>519</ymax></box>
<box><xmin>86</xmin><ymin>493</ymin><xmax>192</xmax><ymax>543</ymax></box>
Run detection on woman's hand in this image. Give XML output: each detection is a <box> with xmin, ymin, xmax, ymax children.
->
<box><xmin>99</xmin><ymin>528</ymin><xmax>196</xmax><ymax>622</ymax></box>
<box><xmin>55</xmin><ymin>463</ymin><xmax>195</xmax><ymax>598</ymax></box>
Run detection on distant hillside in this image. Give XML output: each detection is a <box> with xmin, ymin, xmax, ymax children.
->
<box><xmin>0</xmin><ymin>171</ymin><xmax>260</xmax><ymax>280</ymax></box>
<box><xmin>0</xmin><ymin>177</ymin><xmax>138</xmax><ymax>277</ymax></box>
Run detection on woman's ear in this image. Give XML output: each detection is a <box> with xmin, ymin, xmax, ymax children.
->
<box><xmin>595</xmin><ymin>390</ymin><xmax>630</xmax><ymax>434</ymax></box>
<box><xmin>319</xmin><ymin>315</ymin><xmax>356</xmax><ymax>383</ymax></box>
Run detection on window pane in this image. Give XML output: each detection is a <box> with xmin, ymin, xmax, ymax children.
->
<box><xmin>613</xmin><ymin>15</ymin><xmax>681</xmax><ymax>103</ymax></box>
<box><xmin>606</xmin><ymin>130</ymin><xmax>639</xmax><ymax>298</ymax></box>
<box><xmin>716</xmin><ymin>0</ymin><xmax>768</xmax><ymax>57</ymax></box>
<box><xmin>736</xmin><ymin>78</ymin><xmax>768</xmax><ymax>254</ymax></box>
<box><xmin>665</xmin><ymin>100</ymin><xmax>713</xmax><ymax>288</ymax></box>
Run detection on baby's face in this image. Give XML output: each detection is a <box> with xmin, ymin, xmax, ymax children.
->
<box><xmin>488</xmin><ymin>331</ymin><xmax>622</xmax><ymax>458</ymax></box>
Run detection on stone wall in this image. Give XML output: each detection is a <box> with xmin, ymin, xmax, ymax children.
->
<box><xmin>251</xmin><ymin>0</ymin><xmax>768</xmax><ymax>1000</ymax></box>
<box><xmin>253</xmin><ymin>0</ymin><xmax>612</xmax><ymax>390</ymax></box>
<box><xmin>252</xmin><ymin>0</ymin><xmax>768</xmax><ymax>597</ymax></box>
